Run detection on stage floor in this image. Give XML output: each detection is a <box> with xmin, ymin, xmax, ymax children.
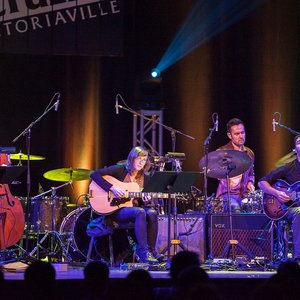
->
<box><xmin>2</xmin><ymin>263</ymin><xmax>276</xmax><ymax>281</ymax></box>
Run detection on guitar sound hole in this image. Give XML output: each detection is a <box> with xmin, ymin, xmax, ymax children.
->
<box><xmin>111</xmin><ymin>198</ymin><xmax>130</xmax><ymax>206</ymax></box>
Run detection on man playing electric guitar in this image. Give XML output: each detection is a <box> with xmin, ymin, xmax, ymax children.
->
<box><xmin>258</xmin><ymin>134</ymin><xmax>300</xmax><ymax>262</ymax></box>
<box><xmin>90</xmin><ymin>146</ymin><xmax>162</xmax><ymax>264</ymax></box>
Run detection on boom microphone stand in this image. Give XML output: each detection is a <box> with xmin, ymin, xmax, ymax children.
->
<box><xmin>12</xmin><ymin>92</ymin><xmax>60</xmax><ymax>255</ymax></box>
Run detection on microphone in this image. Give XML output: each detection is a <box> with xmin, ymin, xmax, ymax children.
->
<box><xmin>55</xmin><ymin>93</ymin><xmax>60</xmax><ymax>111</ymax></box>
<box><xmin>215</xmin><ymin>114</ymin><xmax>219</xmax><ymax>132</ymax></box>
<box><xmin>272</xmin><ymin>118</ymin><xmax>276</xmax><ymax>132</ymax></box>
<box><xmin>115</xmin><ymin>96</ymin><xmax>119</xmax><ymax>114</ymax></box>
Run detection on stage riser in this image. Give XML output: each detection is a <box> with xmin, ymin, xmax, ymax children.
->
<box><xmin>209</xmin><ymin>214</ymin><xmax>273</xmax><ymax>260</ymax></box>
<box><xmin>156</xmin><ymin>215</ymin><xmax>206</xmax><ymax>262</ymax></box>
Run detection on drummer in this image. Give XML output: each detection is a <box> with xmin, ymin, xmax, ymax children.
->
<box><xmin>216</xmin><ymin>118</ymin><xmax>255</xmax><ymax>212</ymax></box>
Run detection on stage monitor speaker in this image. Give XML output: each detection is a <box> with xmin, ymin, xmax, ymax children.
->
<box><xmin>210</xmin><ymin>214</ymin><xmax>273</xmax><ymax>260</ymax></box>
<box><xmin>156</xmin><ymin>214</ymin><xmax>206</xmax><ymax>262</ymax></box>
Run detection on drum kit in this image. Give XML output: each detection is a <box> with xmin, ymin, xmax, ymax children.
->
<box><xmin>197</xmin><ymin>149</ymin><xmax>263</xmax><ymax>214</ymax></box>
<box><xmin>9</xmin><ymin>152</ymin><xmax>94</xmax><ymax>262</ymax></box>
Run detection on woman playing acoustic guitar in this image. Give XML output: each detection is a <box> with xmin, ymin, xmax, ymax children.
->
<box><xmin>90</xmin><ymin>146</ymin><xmax>162</xmax><ymax>264</ymax></box>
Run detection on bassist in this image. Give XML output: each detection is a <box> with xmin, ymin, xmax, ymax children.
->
<box><xmin>258</xmin><ymin>134</ymin><xmax>300</xmax><ymax>262</ymax></box>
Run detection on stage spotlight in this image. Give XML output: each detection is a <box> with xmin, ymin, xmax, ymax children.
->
<box><xmin>134</xmin><ymin>71</ymin><xmax>164</xmax><ymax>110</ymax></box>
<box><xmin>150</xmin><ymin>68</ymin><xmax>161</xmax><ymax>78</ymax></box>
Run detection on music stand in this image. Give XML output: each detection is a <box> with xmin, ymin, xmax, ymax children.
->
<box><xmin>143</xmin><ymin>171</ymin><xmax>200</xmax><ymax>261</ymax></box>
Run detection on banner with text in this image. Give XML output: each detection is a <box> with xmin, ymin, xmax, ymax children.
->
<box><xmin>0</xmin><ymin>0</ymin><xmax>124</xmax><ymax>56</ymax></box>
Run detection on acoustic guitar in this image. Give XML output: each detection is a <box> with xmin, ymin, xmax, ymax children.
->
<box><xmin>89</xmin><ymin>175</ymin><xmax>176</xmax><ymax>215</ymax></box>
<box><xmin>263</xmin><ymin>179</ymin><xmax>300</xmax><ymax>220</ymax></box>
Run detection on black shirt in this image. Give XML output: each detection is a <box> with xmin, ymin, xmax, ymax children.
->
<box><xmin>259</xmin><ymin>159</ymin><xmax>300</xmax><ymax>185</ymax></box>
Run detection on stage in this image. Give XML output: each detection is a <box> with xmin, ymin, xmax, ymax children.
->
<box><xmin>2</xmin><ymin>264</ymin><xmax>276</xmax><ymax>280</ymax></box>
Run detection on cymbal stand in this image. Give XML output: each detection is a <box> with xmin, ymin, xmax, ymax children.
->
<box><xmin>221</xmin><ymin>166</ymin><xmax>255</xmax><ymax>262</ymax></box>
<box><xmin>29</xmin><ymin>181</ymin><xmax>72</xmax><ymax>262</ymax></box>
<box><xmin>203</xmin><ymin>113</ymin><xmax>218</xmax><ymax>213</ymax></box>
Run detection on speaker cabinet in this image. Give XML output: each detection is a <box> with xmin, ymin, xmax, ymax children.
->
<box><xmin>156</xmin><ymin>214</ymin><xmax>206</xmax><ymax>262</ymax></box>
<box><xmin>209</xmin><ymin>214</ymin><xmax>273</xmax><ymax>260</ymax></box>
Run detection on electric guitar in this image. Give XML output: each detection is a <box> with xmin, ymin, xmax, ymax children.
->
<box><xmin>263</xmin><ymin>179</ymin><xmax>300</xmax><ymax>220</ymax></box>
<box><xmin>89</xmin><ymin>175</ymin><xmax>176</xmax><ymax>215</ymax></box>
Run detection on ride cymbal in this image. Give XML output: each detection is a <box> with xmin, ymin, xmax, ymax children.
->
<box><xmin>199</xmin><ymin>149</ymin><xmax>252</xmax><ymax>179</ymax></box>
<box><xmin>10</xmin><ymin>152</ymin><xmax>45</xmax><ymax>161</ymax></box>
<box><xmin>43</xmin><ymin>168</ymin><xmax>93</xmax><ymax>182</ymax></box>
<box><xmin>275</xmin><ymin>151</ymin><xmax>297</xmax><ymax>167</ymax></box>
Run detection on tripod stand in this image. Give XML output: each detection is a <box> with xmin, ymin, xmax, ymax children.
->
<box><xmin>221</xmin><ymin>166</ymin><xmax>255</xmax><ymax>260</ymax></box>
<box><xmin>29</xmin><ymin>182</ymin><xmax>72</xmax><ymax>262</ymax></box>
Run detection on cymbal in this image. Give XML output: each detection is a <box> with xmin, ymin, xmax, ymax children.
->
<box><xmin>10</xmin><ymin>152</ymin><xmax>45</xmax><ymax>161</ymax></box>
<box><xmin>43</xmin><ymin>168</ymin><xmax>93</xmax><ymax>182</ymax></box>
<box><xmin>275</xmin><ymin>151</ymin><xmax>297</xmax><ymax>167</ymax></box>
<box><xmin>199</xmin><ymin>149</ymin><xmax>253</xmax><ymax>179</ymax></box>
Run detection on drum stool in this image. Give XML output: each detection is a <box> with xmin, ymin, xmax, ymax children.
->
<box><xmin>86</xmin><ymin>222</ymin><xmax>135</xmax><ymax>267</ymax></box>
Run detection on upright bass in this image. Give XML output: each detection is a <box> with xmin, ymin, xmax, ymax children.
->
<box><xmin>0</xmin><ymin>153</ymin><xmax>25</xmax><ymax>250</ymax></box>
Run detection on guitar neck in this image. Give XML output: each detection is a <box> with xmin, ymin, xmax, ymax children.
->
<box><xmin>128</xmin><ymin>191</ymin><xmax>174</xmax><ymax>199</ymax></box>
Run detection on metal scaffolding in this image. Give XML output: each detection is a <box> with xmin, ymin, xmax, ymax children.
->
<box><xmin>133</xmin><ymin>109</ymin><xmax>163</xmax><ymax>156</ymax></box>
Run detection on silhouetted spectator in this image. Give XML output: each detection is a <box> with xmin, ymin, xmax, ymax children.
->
<box><xmin>107</xmin><ymin>269</ymin><xmax>154</xmax><ymax>300</ymax></box>
<box><xmin>24</xmin><ymin>261</ymin><xmax>56</xmax><ymax>300</ymax></box>
<box><xmin>126</xmin><ymin>269</ymin><xmax>154</xmax><ymax>300</ymax></box>
<box><xmin>252</xmin><ymin>261</ymin><xmax>300</xmax><ymax>300</ymax></box>
<box><xmin>154</xmin><ymin>251</ymin><xmax>201</xmax><ymax>300</ymax></box>
<box><xmin>187</xmin><ymin>283</ymin><xmax>221</xmax><ymax>300</ymax></box>
<box><xmin>82</xmin><ymin>261</ymin><xmax>109</xmax><ymax>300</ymax></box>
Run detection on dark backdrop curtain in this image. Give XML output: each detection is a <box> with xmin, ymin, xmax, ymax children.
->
<box><xmin>0</xmin><ymin>0</ymin><xmax>299</xmax><ymax>201</ymax></box>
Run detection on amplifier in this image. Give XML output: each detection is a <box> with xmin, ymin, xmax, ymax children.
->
<box><xmin>156</xmin><ymin>214</ymin><xmax>206</xmax><ymax>262</ymax></box>
<box><xmin>209</xmin><ymin>214</ymin><xmax>273</xmax><ymax>260</ymax></box>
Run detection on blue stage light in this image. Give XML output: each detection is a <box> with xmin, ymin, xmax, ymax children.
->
<box><xmin>150</xmin><ymin>68</ymin><xmax>161</xmax><ymax>78</ymax></box>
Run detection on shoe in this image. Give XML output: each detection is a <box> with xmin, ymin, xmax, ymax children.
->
<box><xmin>151</xmin><ymin>250</ymin><xmax>166</xmax><ymax>263</ymax></box>
<box><xmin>135</xmin><ymin>247</ymin><xmax>158</xmax><ymax>264</ymax></box>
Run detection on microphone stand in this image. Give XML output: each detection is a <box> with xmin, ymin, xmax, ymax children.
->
<box><xmin>203</xmin><ymin>119</ymin><xmax>218</xmax><ymax>213</ymax></box>
<box><xmin>12</xmin><ymin>93</ymin><xmax>60</xmax><ymax>256</ymax></box>
<box><xmin>116</xmin><ymin>98</ymin><xmax>195</xmax><ymax>148</ymax></box>
<box><xmin>275</xmin><ymin>122</ymin><xmax>300</xmax><ymax>135</ymax></box>
<box><xmin>116</xmin><ymin>96</ymin><xmax>196</xmax><ymax>261</ymax></box>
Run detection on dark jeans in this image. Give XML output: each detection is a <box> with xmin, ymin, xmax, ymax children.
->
<box><xmin>112</xmin><ymin>206</ymin><xmax>158</xmax><ymax>251</ymax></box>
<box><xmin>286</xmin><ymin>207</ymin><xmax>300</xmax><ymax>259</ymax></box>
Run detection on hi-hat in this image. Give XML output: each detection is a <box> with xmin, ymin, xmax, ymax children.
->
<box><xmin>43</xmin><ymin>168</ymin><xmax>93</xmax><ymax>182</ymax></box>
<box><xmin>199</xmin><ymin>149</ymin><xmax>253</xmax><ymax>179</ymax></box>
<box><xmin>275</xmin><ymin>151</ymin><xmax>297</xmax><ymax>167</ymax></box>
<box><xmin>10</xmin><ymin>152</ymin><xmax>45</xmax><ymax>161</ymax></box>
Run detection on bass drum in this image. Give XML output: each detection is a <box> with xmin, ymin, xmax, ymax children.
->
<box><xmin>59</xmin><ymin>206</ymin><xmax>93</xmax><ymax>261</ymax></box>
<box><xmin>59</xmin><ymin>207</ymin><xmax>117</xmax><ymax>262</ymax></box>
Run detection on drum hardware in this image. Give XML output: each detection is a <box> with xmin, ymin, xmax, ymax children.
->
<box><xmin>59</xmin><ymin>206</ymin><xmax>105</xmax><ymax>262</ymax></box>
<box><xmin>240</xmin><ymin>190</ymin><xmax>263</xmax><ymax>214</ymax></box>
<box><xmin>29</xmin><ymin>181</ymin><xmax>73</xmax><ymax>262</ymax></box>
<box><xmin>199</xmin><ymin>149</ymin><xmax>255</xmax><ymax>262</ymax></box>
<box><xmin>43</xmin><ymin>167</ymin><xmax>93</xmax><ymax>182</ymax></box>
<box><xmin>12</xmin><ymin>93</ymin><xmax>60</xmax><ymax>257</ymax></box>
